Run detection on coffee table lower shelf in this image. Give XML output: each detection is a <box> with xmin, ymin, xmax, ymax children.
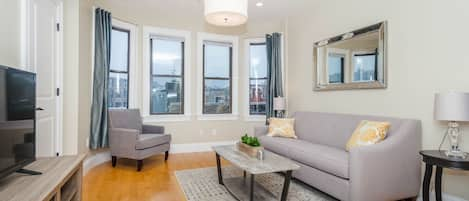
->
<box><xmin>224</xmin><ymin>177</ymin><xmax>277</xmax><ymax>201</ymax></box>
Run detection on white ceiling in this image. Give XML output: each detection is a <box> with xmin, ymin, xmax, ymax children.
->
<box><xmin>96</xmin><ymin>0</ymin><xmax>313</xmax><ymax>23</ymax></box>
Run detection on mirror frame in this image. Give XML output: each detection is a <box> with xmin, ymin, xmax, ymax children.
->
<box><xmin>313</xmin><ymin>21</ymin><xmax>388</xmax><ymax>91</ymax></box>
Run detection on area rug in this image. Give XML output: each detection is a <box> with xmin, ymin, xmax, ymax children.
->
<box><xmin>175</xmin><ymin>166</ymin><xmax>336</xmax><ymax>201</ymax></box>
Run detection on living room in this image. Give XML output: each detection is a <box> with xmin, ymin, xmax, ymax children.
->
<box><xmin>0</xmin><ymin>0</ymin><xmax>468</xmax><ymax>201</ymax></box>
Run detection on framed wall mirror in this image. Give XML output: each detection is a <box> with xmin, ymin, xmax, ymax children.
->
<box><xmin>313</xmin><ymin>21</ymin><xmax>387</xmax><ymax>91</ymax></box>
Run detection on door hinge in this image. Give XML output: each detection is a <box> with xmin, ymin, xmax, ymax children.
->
<box><xmin>56</xmin><ymin>88</ymin><xmax>60</xmax><ymax>96</ymax></box>
<box><xmin>56</xmin><ymin>23</ymin><xmax>60</xmax><ymax>32</ymax></box>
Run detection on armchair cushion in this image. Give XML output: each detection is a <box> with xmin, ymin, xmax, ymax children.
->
<box><xmin>136</xmin><ymin>134</ymin><xmax>171</xmax><ymax>150</ymax></box>
<box><xmin>142</xmin><ymin>124</ymin><xmax>165</xmax><ymax>134</ymax></box>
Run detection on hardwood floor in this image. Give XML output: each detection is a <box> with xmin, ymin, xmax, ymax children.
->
<box><xmin>83</xmin><ymin>152</ymin><xmax>229</xmax><ymax>201</ymax></box>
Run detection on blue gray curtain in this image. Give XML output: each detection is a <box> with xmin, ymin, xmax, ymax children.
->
<box><xmin>266</xmin><ymin>33</ymin><xmax>284</xmax><ymax>122</ymax></box>
<box><xmin>90</xmin><ymin>8</ymin><xmax>112</xmax><ymax>149</ymax></box>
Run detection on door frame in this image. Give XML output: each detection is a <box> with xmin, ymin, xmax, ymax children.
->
<box><xmin>21</xmin><ymin>0</ymin><xmax>64</xmax><ymax>156</ymax></box>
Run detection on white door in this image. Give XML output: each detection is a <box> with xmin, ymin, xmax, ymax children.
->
<box><xmin>28</xmin><ymin>0</ymin><xmax>62</xmax><ymax>157</ymax></box>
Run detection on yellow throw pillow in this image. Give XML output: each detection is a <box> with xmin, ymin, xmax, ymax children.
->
<box><xmin>345</xmin><ymin>120</ymin><xmax>391</xmax><ymax>151</ymax></box>
<box><xmin>267</xmin><ymin>118</ymin><xmax>297</xmax><ymax>139</ymax></box>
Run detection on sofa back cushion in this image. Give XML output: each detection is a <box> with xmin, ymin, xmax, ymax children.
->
<box><xmin>293</xmin><ymin>112</ymin><xmax>407</xmax><ymax>150</ymax></box>
<box><xmin>109</xmin><ymin>109</ymin><xmax>142</xmax><ymax>132</ymax></box>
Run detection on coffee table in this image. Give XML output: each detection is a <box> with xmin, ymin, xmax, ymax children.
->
<box><xmin>213</xmin><ymin>145</ymin><xmax>300</xmax><ymax>201</ymax></box>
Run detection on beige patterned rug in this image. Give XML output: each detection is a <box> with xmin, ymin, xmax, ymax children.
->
<box><xmin>175</xmin><ymin>166</ymin><xmax>336</xmax><ymax>201</ymax></box>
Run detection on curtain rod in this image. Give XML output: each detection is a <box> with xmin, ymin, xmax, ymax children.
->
<box><xmin>92</xmin><ymin>6</ymin><xmax>137</xmax><ymax>26</ymax></box>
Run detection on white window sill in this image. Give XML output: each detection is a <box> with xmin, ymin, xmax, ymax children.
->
<box><xmin>197</xmin><ymin>114</ymin><xmax>239</xmax><ymax>121</ymax></box>
<box><xmin>143</xmin><ymin>114</ymin><xmax>192</xmax><ymax>123</ymax></box>
<box><xmin>244</xmin><ymin>115</ymin><xmax>266</xmax><ymax>122</ymax></box>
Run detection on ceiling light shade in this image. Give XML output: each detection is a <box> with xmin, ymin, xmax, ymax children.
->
<box><xmin>204</xmin><ymin>0</ymin><xmax>248</xmax><ymax>27</ymax></box>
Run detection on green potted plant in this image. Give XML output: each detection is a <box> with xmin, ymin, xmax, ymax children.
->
<box><xmin>238</xmin><ymin>134</ymin><xmax>263</xmax><ymax>158</ymax></box>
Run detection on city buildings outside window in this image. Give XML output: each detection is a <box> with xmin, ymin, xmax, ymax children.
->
<box><xmin>108</xmin><ymin>27</ymin><xmax>130</xmax><ymax>108</ymax></box>
<box><xmin>150</xmin><ymin>37</ymin><xmax>184</xmax><ymax>114</ymax></box>
<box><xmin>248</xmin><ymin>43</ymin><xmax>268</xmax><ymax>115</ymax></box>
<box><xmin>353</xmin><ymin>50</ymin><xmax>378</xmax><ymax>82</ymax></box>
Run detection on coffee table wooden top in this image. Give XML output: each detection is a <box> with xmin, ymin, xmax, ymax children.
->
<box><xmin>213</xmin><ymin>145</ymin><xmax>300</xmax><ymax>175</ymax></box>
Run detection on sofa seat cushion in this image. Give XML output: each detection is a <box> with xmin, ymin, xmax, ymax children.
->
<box><xmin>289</xmin><ymin>141</ymin><xmax>349</xmax><ymax>179</ymax></box>
<box><xmin>259</xmin><ymin>135</ymin><xmax>349</xmax><ymax>179</ymax></box>
<box><xmin>136</xmin><ymin>134</ymin><xmax>171</xmax><ymax>150</ymax></box>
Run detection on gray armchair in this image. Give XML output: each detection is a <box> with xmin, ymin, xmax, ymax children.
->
<box><xmin>108</xmin><ymin>109</ymin><xmax>171</xmax><ymax>171</ymax></box>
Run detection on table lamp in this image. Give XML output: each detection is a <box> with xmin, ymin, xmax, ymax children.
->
<box><xmin>434</xmin><ymin>92</ymin><xmax>469</xmax><ymax>158</ymax></box>
<box><xmin>273</xmin><ymin>97</ymin><xmax>286</xmax><ymax>118</ymax></box>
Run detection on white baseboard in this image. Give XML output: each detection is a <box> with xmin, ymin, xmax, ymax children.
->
<box><xmin>83</xmin><ymin>151</ymin><xmax>111</xmax><ymax>174</ymax></box>
<box><xmin>169</xmin><ymin>140</ymin><xmax>236</xmax><ymax>153</ymax></box>
<box><xmin>83</xmin><ymin>140</ymin><xmax>236</xmax><ymax>175</ymax></box>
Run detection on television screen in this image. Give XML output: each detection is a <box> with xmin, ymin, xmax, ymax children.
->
<box><xmin>0</xmin><ymin>65</ymin><xmax>36</xmax><ymax>179</ymax></box>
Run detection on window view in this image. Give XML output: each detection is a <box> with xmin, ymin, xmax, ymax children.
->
<box><xmin>328</xmin><ymin>53</ymin><xmax>345</xmax><ymax>83</ymax></box>
<box><xmin>203</xmin><ymin>41</ymin><xmax>232</xmax><ymax>114</ymax></box>
<box><xmin>109</xmin><ymin>28</ymin><xmax>130</xmax><ymax>108</ymax></box>
<box><xmin>150</xmin><ymin>37</ymin><xmax>184</xmax><ymax>114</ymax></box>
<box><xmin>249</xmin><ymin>43</ymin><xmax>267</xmax><ymax>115</ymax></box>
<box><xmin>353</xmin><ymin>51</ymin><xmax>377</xmax><ymax>82</ymax></box>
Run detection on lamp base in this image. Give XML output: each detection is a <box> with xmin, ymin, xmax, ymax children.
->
<box><xmin>445</xmin><ymin>149</ymin><xmax>467</xmax><ymax>159</ymax></box>
<box><xmin>443</xmin><ymin>121</ymin><xmax>466</xmax><ymax>159</ymax></box>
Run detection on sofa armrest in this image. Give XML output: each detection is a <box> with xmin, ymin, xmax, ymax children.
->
<box><xmin>109</xmin><ymin>128</ymin><xmax>139</xmax><ymax>155</ymax></box>
<box><xmin>349</xmin><ymin>120</ymin><xmax>422</xmax><ymax>201</ymax></box>
<box><xmin>142</xmin><ymin>124</ymin><xmax>165</xmax><ymax>134</ymax></box>
<box><xmin>254</xmin><ymin>126</ymin><xmax>268</xmax><ymax>137</ymax></box>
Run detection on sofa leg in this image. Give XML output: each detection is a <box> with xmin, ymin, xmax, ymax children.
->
<box><xmin>137</xmin><ymin>160</ymin><xmax>143</xmax><ymax>171</ymax></box>
<box><xmin>111</xmin><ymin>156</ymin><xmax>117</xmax><ymax>167</ymax></box>
<box><xmin>165</xmin><ymin>151</ymin><xmax>169</xmax><ymax>161</ymax></box>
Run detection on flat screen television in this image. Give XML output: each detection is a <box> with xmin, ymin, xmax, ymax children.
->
<box><xmin>0</xmin><ymin>65</ymin><xmax>37</xmax><ymax>179</ymax></box>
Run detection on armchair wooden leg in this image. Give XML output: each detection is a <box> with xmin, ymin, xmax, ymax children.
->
<box><xmin>111</xmin><ymin>156</ymin><xmax>117</xmax><ymax>167</ymax></box>
<box><xmin>137</xmin><ymin>160</ymin><xmax>143</xmax><ymax>171</ymax></box>
<box><xmin>165</xmin><ymin>151</ymin><xmax>169</xmax><ymax>161</ymax></box>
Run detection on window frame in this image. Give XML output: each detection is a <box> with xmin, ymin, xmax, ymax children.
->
<box><xmin>325</xmin><ymin>48</ymin><xmax>350</xmax><ymax>84</ymax></box>
<box><xmin>202</xmin><ymin>41</ymin><xmax>233</xmax><ymax>115</ymax></box>
<box><xmin>142</xmin><ymin>26</ymin><xmax>191</xmax><ymax>122</ymax></box>
<box><xmin>327</xmin><ymin>52</ymin><xmax>345</xmax><ymax>84</ymax></box>
<box><xmin>197</xmin><ymin>32</ymin><xmax>239</xmax><ymax>121</ymax></box>
<box><xmin>108</xmin><ymin>26</ymin><xmax>131</xmax><ymax>109</ymax></box>
<box><xmin>149</xmin><ymin>36</ymin><xmax>185</xmax><ymax>115</ymax></box>
<box><xmin>244</xmin><ymin>38</ymin><xmax>268</xmax><ymax>122</ymax></box>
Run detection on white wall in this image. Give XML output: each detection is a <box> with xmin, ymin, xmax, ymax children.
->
<box><xmin>62</xmin><ymin>0</ymin><xmax>94</xmax><ymax>155</ymax></box>
<box><xmin>0</xmin><ymin>0</ymin><xmax>22</xmax><ymax>68</ymax></box>
<box><xmin>62</xmin><ymin>0</ymin><xmax>80</xmax><ymax>155</ymax></box>
<box><xmin>78</xmin><ymin>0</ymin><xmax>94</xmax><ymax>154</ymax></box>
<box><xmin>286</xmin><ymin>0</ymin><xmax>469</xmax><ymax>199</ymax></box>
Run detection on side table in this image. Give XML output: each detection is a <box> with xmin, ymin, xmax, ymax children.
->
<box><xmin>420</xmin><ymin>150</ymin><xmax>469</xmax><ymax>201</ymax></box>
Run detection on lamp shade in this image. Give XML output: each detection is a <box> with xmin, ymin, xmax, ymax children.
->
<box><xmin>273</xmin><ymin>97</ymin><xmax>286</xmax><ymax>111</ymax></box>
<box><xmin>434</xmin><ymin>92</ymin><xmax>469</xmax><ymax>121</ymax></box>
<box><xmin>204</xmin><ymin>0</ymin><xmax>248</xmax><ymax>26</ymax></box>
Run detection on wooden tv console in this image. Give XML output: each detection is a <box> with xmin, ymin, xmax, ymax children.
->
<box><xmin>0</xmin><ymin>154</ymin><xmax>86</xmax><ymax>201</ymax></box>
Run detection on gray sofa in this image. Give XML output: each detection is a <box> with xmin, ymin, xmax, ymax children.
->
<box><xmin>109</xmin><ymin>109</ymin><xmax>171</xmax><ymax>171</ymax></box>
<box><xmin>255</xmin><ymin>112</ymin><xmax>421</xmax><ymax>201</ymax></box>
